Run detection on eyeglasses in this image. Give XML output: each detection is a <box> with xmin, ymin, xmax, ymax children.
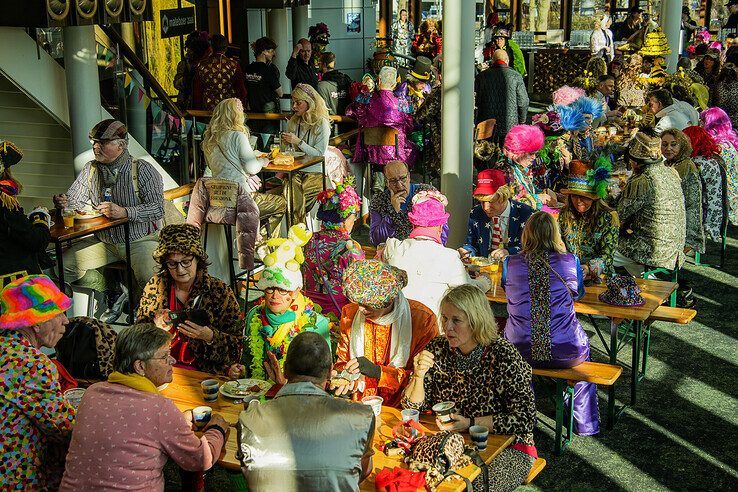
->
<box><xmin>149</xmin><ymin>354</ymin><xmax>176</xmax><ymax>365</ymax></box>
<box><xmin>264</xmin><ymin>287</ymin><xmax>292</xmax><ymax>296</ymax></box>
<box><xmin>387</xmin><ymin>174</ymin><xmax>409</xmax><ymax>186</ymax></box>
<box><xmin>166</xmin><ymin>257</ymin><xmax>195</xmax><ymax>270</ymax></box>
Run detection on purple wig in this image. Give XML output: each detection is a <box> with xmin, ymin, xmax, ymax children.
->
<box><xmin>504</xmin><ymin>124</ymin><xmax>545</xmax><ymax>154</ymax></box>
<box><xmin>700</xmin><ymin>107</ymin><xmax>738</xmax><ymax>150</ymax></box>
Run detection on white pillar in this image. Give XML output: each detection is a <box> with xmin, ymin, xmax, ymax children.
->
<box><xmin>63</xmin><ymin>25</ymin><xmax>103</xmax><ymax>176</ymax></box>
<box><xmin>440</xmin><ymin>0</ymin><xmax>475</xmax><ymax>247</ymax></box>
<box><xmin>292</xmin><ymin>5</ymin><xmax>310</xmax><ymax>46</ymax></box>
<box><xmin>268</xmin><ymin>8</ymin><xmax>292</xmax><ymax>96</ymax></box>
<box><xmin>661</xmin><ymin>0</ymin><xmax>681</xmax><ymax>72</ymax></box>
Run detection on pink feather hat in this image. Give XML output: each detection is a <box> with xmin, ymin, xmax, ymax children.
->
<box><xmin>504</xmin><ymin>124</ymin><xmax>545</xmax><ymax>155</ymax></box>
<box><xmin>552</xmin><ymin>85</ymin><xmax>585</xmax><ymax>106</ymax></box>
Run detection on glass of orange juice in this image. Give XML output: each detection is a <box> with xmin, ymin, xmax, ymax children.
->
<box><xmin>62</xmin><ymin>208</ymin><xmax>75</xmax><ymax>228</ymax></box>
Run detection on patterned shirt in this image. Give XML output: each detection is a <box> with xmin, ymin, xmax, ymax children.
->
<box><xmin>0</xmin><ymin>330</ymin><xmax>76</xmax><ymax>490</ymax></box>
<box><xmin>559</xmin><ymin>209</ymin><xmax>619</xmax><ymax>276</ymax></box>
<box><xmin>65</xmin><ymin>154</ymin><xmax>164</xmax><ymax>244</ymax></box>
<box><xmin>303</xmin><ymin>228</ymin><xmax>365</xmax><ymax>296</ymax></box>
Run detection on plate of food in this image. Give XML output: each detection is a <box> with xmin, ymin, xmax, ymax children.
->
<box><xmin>75</xmin><ymin>208</ymin><xmax>103</xmax><ymax>220</ymax></box>
<box><xmin>280</xmin><ymin>150</ymin><xmax>305</xmax><ymax>158</ymax></box>
<box><xmin>220</xmin><ymin>379</ymin><xmax>272</xmax><ymax>399</ymax></box>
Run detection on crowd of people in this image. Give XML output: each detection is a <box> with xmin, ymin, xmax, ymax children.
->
<box><xmin>1</xmin><ymin>14</ymin><xmax>738</xmax><ymax>492</ymax></box>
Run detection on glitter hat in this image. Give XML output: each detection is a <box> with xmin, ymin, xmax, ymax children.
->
<box><xmin>639</xmin><ymin>30</ymin><xmax>672</xmax><ymax>58</ymax></box>
<box><xmin>0</xmin><ymin>275</ymin><xmax>72</xmax><ymax>329</ymax></box>
<box><xmin>342</xmin><ymin>260</ymin><xmax>408</xmax><ymax>309</ymax></box>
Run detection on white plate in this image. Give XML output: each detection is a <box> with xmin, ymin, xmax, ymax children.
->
<box><xmin>282</xmin><ymin>151</ymin><xmax>305</xmax><ymax>158</ymax></box>
<box><xmin>75</xmin><ymin>210</ymin><xmax>103</xmax><ymax>220</ymax></box>
<box><xmin>220</xmin><ymin>379</ymin><xmax>272</xmax><ymax>399</ymax></box>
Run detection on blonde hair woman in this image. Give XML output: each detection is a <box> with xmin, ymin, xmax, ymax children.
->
<box><xmin>402</xmin><ymin>284</ymin><xmax>537</xmax><ymax>491</ymax></box>
<box><xmin>280</xmin><ymin>83</ymin><xmax>350</xmax><ymax>224</ymax></box>
<box><xmin>503</xmin><ymin>211</ymin><xmax>601</xmax><ymax>436</ymax></box>
<box><xmin>201</xmin><ymin>98</ymin><xmax>286</xmax><ymax>239</ymax></box>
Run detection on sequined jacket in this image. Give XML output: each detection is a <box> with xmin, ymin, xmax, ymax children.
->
<box><xmin>192</xmin><ymin>53</ymin><xmax>248</xmax><ymax>111</ymax></box>
<box><xmin>461</xmin><ymin>200</ymin><xmax>534</xmax><ymax>257</ymax></box>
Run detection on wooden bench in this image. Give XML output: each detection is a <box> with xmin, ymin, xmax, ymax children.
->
<box><xmin>524</xmin><ymin>457</ymin><xmax>547</xmax><ymax>484</ymax></box>
<box><xmin>532</xmin><ymin>361</ymin><xmax>622</xmax><ymax>455</ymax></box>
<box><xmin>646</xmin><ymin>306</ymin><xmax>696</xmax><ymax>325</ymax></box>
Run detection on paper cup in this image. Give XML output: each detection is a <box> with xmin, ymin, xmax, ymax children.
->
<box><xmin>401</xmin><ymin>409</ymin><xmax>420</xmax><ymax>423</ymax></box>
<box><xmin>361</xmin><ymin>396</ymin><xmax>383</xmax><ymax>417</ymax></box>
<box><xmin>469</xmin><ymin>425</ymin><xmax>489</xmax><ymax>451</ymax></box>
<box><xmin>192</xmin><ymin>406</ymin><xmax>212</xmax><ymax>430</ymax></box>
<box><xmin>201</xmin><ymin>379</ymin><xmax>220</xmax><ymax>402</ymax></box>
<box><xmin>432</xmin><ymin>401</ymin><xmax>456</xmax><ymax>423</ymax></box>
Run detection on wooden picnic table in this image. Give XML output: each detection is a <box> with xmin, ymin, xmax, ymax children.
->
<box><xmin>49</xmin><ymin>214</ymin><xmax>134</xmax><ymax>320</ymax></box>
<box><xmin>162</xmin><ymin>369</ymin><xmax>514</xmax><ymax>489</ymax></box>
<box><xmin>485</xmin><ymin>271</ymin><xmax>677</xmax><ymax>414</ymax></box>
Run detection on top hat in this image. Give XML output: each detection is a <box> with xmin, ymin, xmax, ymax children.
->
<box><xmin>409</xmin><ymin>56</ymin><xmax>433</xmax><ymax>81</ymax></box>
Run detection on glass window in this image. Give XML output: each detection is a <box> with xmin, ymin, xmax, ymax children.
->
<box><xmin>711</xmin><ymin>0</ymin><xmax>727</xmax><ymax>32</ymax></box>
<box><xmin>571</xmin><ymin>0</ymin><xmax>607</xmax><ymax>32</ymax></box>
<box><xmin>520</xmin><ymin>0</ymin><xmax>563</xmax><ymax>32</ymax></box>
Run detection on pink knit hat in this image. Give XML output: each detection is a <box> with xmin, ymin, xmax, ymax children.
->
<box><xmin>0</xmin><ymin>275</ymin><xmax>71</xmax><ymax>329</ymax></box>
<box><xmin>504</xmin><ymin>125</ymin><xmax>545</xmax><ymax>154</ymax></box>
<box><xmin>407</xmin><ymin>190</ymin><xmax>449</xmax><ymax>227</ymax></box>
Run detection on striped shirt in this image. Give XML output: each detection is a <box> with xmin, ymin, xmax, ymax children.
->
<box><xmin>65</xmin><ymin>155</ymin><xmax>163</xmax><ymax>244</ymax></box>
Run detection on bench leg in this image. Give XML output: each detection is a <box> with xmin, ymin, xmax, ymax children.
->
<box><xmin>607</xmin><ymin>382</ymin><xmax>616</xmax><ymax>430</ymax></box>
<box><xmin>631</xmin><ymin>321</ymin><xmax>643</xmax><ymax>406</ymax></box>
<box><xmin>641</xmin><ymin>324</ymin><xmax>651</xmax><ymax>378</ymax></box>
<box><xmin>553</xmin><ymin>380</ymin><xmax>574</xmax><ymax>455</ymax></box>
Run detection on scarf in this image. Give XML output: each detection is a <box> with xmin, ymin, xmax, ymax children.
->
<box><xmin>108</xmin><ymin>371</ymin><xmax>160</xmax><ymax>394</ymax></box>
<box><xmin>98</xmin><ymin>150</ymin><xmax>132</xmax><ymax>187</ymax></box>
<box><xmin>350</xmin><ymin>291</ymin><xmax>412</xmax><ymax>368</ymax></box>
<box><xmin>526</xmin><ymin>252</ymin><xmax>553</xmax><ymax>361</ymax></box>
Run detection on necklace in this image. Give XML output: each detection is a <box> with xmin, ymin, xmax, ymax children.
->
<box><xmin>456</xmin><ymin>344</ymin><xmax>485</xmax><ymax>372</ymax></box>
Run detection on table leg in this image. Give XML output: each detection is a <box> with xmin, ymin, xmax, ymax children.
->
<box><xmin>609</xmin><ymin>319</ymin><xmax>619</xmax><ymax>364</ymax></box>
<box><xmin>286</xmin><ymin>171</ymin><xmax>293</xmax><ymax>229</ymax></box>
<box><xmin>630</xmin><ymin>320</ymin><xmax>642</xmax><ymax>406</ymax></box>
<box><xmin>124</xmin><ymin>222</ymin><xmax>134</xmax><ymax>321</ymax></box>
<box><xmin>641</xmin><ymin>324</ymin><xmax>651</xmax><ymax>378</ymax></box>
<box><xmin>55</xmin><ymin>242</ymin><xmax>65</xmax><ymax>291</ymax></box>
<box><xmin>554</xmin><ymin>379</ymin><xmax>564</xmax><ymax>455</ymax></box>
<box><xmin>607</xmin><ymin>382</ymin><xmax>616</xmax><ymax>430</ymax></box>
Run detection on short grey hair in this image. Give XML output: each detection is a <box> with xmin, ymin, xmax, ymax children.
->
<box><xmin>114</xmin><ymin>138</ymin><xmax>128</xmax><ymax>151</ymax></box>
<box><xmin>378</xmin><ymin>66</ymin><xmax>398</xmax><ymax>90</ymax></box>
<box><xmin>113</xmin><ymin>323</ymin><xmax>172</xmax><ymax>374</ymax></box>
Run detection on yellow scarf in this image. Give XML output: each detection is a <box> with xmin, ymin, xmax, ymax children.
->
<box><xmin>108</xmin><ymin>371</ymin><xmax>160</xmax><ymax>394</ymax></box>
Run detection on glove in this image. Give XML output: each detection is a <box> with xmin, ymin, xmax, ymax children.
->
<box><xmin>356</xmin><ymin>356</ymin><xmax>382</xmax><ymax>380</ymax></box>
<box><xmin>28</xmin><ymin>207</ymin><xmax>51</xmax><ymax>228</ymax></box>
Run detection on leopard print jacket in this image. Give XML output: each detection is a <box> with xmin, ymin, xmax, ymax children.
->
<box><xmin>136</xmin><ymin>270</ymin><xmax>244</xmax><ymax>374</ymax></box>
<box><xmin>403</xmin><ymin>336</ymin><xmax>535</xmax><ymax>446</ymax></box>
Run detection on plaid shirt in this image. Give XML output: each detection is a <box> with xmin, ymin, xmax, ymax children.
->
<box><xmin>66</xmin><ymin>156</ymin><xmax>163</xmax><ymax>244</ymax></box>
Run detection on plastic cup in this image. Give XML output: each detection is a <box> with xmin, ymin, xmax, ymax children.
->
<box><xmin>201</xmin><ymin>379</ymin><xmax>220</xmax><ymax>402</ymax></box>
<box><xmin>401</xmin><ymin>408</ymin><xmax>420</xmax><ymax>423</ymax></box>
<box><xmin>62</xmin><ymin>208</ymin><xmax>75</xmax><ymax>228</ymax></box>
<box><xmin>361</xmin><ymin>395</ymin><xmax>383</xmax><ymax>417</ymax></box>
<box><xmin>469</xmin><ymin>425</ymin><xmax>489</xmax><ymax>451</ymax></box>
<box><xmin>432</xmin><ymin>401</ymin><xmax>456</xmax><ymax>424</ymax></box>
<box><xmin>192</xmin><ymin>406</ymin><xmax>212</xmax><ymax>430</ymax></box>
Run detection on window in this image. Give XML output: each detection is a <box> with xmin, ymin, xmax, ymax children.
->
<box><xmin>520</xmin><ymin>0</ymin><xmax>563</xmax><ymax>32</ymax></box>
<box><xmin>571</xmin><ymin>0</ymin><xmax>607</xmax><ymax>31</ymax></box>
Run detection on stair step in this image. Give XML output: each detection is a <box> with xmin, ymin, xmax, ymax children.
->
<box><xmin>15</xmin><ymin>161</ymin><xmax>74</xmax><ymax>174</ymax></box>
<box><xmin>0</xmin><ymin>106</ymin><xmax>60</xmax><ymax>125</ymax></box>
<box><xmin>4</xmin><ymin>135</ymin><xmax>72</xmax><ymax>152</ymax></box>
<box><xmin>0</xmin><ymin>77</ymin><xmax>21</xmax><ymax>92</ymax></box>
<box><xmin>14</xmin><ymin>169</ymin><xmax>73</xmax><ymax>182</ymax></box>
<box><xmin>21</xmin><ymin>148</ymin><xmax>74</xmax><ymax>163</ymax></box>
<box><xmin>0</xmin><ymin>91</ymin><xmax>36</xmax><ymax>108</ymax></box>
<box><xmin>0</xmin><ymin>121</ymin><xmax>69</xmax><ymax>138</ymax></box>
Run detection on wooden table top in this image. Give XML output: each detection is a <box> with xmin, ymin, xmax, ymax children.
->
<box><xmin>50</xmin><ymin>215</ymin><xmax>128</xmax><ymax>242</ymax></box>
<box><xmin>261</xmin><ymin>154</ymin><xmax>324</xmax><ymax>173</ymax></box>
<box><xmin>485</xmin><ymin>272</ymin><xmax>677</xmax><ymax>322</ymax></box>
<box><xmin>162</xmin><ymin>369</ymin><xmax>514</xmax><ymax>487</ymax></box>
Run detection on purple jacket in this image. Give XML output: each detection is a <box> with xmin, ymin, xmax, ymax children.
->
<box><xmin>502</xmin><ymin>252</ymin><xmax>589</xmax><ymax>367</ymax></box>
<box><xmin>346</xmin><ymin>90</ymin><xmax>418</xmax><ymax>167</ymax></box>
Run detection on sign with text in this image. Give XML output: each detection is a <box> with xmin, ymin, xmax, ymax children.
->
<box><xmin>160</xmin><ymin>7</ymin><xmax>196</xmax><ymax>39</ymax></box>
<box><xmin>205</xmin><ymin>179</ymin><xmax>239</xmax><ymax>209</ymax></box>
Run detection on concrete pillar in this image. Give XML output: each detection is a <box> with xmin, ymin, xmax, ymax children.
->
<box><xmin>661</xmin><ymin>0</ymin><xmax>681</xmax><ymax>71</ymax></box>
<box><xmin>440</xmin><ymin>0</ymin><xmax>475</xmax><ymax>247</ymax></box>
<box><xmin>63</xmin><ymin>25</ymin><xmax>103</xmax><ymax>176</ymax></box>
<box><xmin>292</xmin><ymin>5</ymin><xmax>310</xmax><ymax>45</ymax></box>
<box><xmin>268</xmin><ymin>8</ymin><xmax>292</xmax><ymax>94</ymax></box>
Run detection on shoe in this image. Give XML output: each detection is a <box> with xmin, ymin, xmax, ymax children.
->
<box><xmin>104</xmin><ymin>292</ymin><xmax>128</xmax><ymax>323</ymax></box>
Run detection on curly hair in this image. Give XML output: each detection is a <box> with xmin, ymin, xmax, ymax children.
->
<box><xmin>251</xmin><ymin>36</ymin><xmax>276</xmax><ymax>56</ymax></box>
<box><xmin>683</xmin><ymin>125</ymin><xmax>721</xmax><ymax>158</ymax></box>
<box><xmin>202</xmin><ymin>98</ymin><xmax>249</xmax><ymax>156</ymax></box>
<box><xmin>289</xmin><ymin>83</ymin><xmax>330</xmax><ymax>129</ymax></box>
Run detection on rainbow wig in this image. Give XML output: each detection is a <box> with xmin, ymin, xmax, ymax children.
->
<box><xmin>557</xmin><ymin>104</ymin><xmax>587</xmax><ymax>132</ymax></box>
<box><xmin>683</xmin><ymin>125</ymin><xmax>721</xmax><ymax>158</ymax></box>
<box><xmin>573</xmin><ymin>96</ymin><xmax>604</xmax><ymax>121</ymax></box>
<box><xmin>700</xmin><ymin>107</ymin><xmax>738</xmax><ymax>150</ymax></box>
<box><xmin>552</xmin><ymin>85</ymin><xmax>585</xmax><ymax>106</ymax></box>
<box><xmin>504</xmin><ymin>124</ymin><xmax>545</xmax><ymax>154</ymax></box>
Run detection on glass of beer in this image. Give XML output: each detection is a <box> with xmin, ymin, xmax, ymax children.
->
<box><xmin>62</xmin><ymin>208</ymin><xmax>75</xmax><ymax>228</ymax></box>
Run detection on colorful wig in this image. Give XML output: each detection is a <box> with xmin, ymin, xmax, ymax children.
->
<box><xmin>700</xmin><ymin>107</ymin><xmax>738</xmax><ymax>150</ymax></box>
<box><xmin>573</xmin><ymin>96</ymin><xmax>604</xmax><ymax>121</ymax></box>
<box><xmin>683</xmin><ymin>125</ymin><xmax>721</xmax><ymax>158</ymax></box>
<box><xmin>552</xmin><ymin>85</ymin><xmax>585</xmax><ymax>106</ymax></box>
<box><xmin>557</xmin><ymin>104</ymin><xmax>587</xmax><ymax>132</ymax></box>
<box><xmin>504</xmin><ymin>124</ymin><xmax>545</xmax><ymax>154</ymax></box>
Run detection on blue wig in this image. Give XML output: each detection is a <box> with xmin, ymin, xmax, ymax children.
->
<box><xmin>556</xmin><ymin>104</ymin><xmax>587</xmax><ymax>132</ymax></box>
<box><xmin>573</xmin><ymin>96</ymin><xmax>604</xmax><ymax>121</ymax></box>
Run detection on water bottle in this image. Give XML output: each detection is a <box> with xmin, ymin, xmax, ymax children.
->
<box><xmin>103</xmin><ymin>188</ymin><xmax>112</xmax><ymax>202</ymax></box>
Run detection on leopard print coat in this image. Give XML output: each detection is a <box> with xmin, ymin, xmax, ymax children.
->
<box><xmin>136</xmin><ymin>270</ymin><xmax>243</xmax><ymax>374</ymax></box>
<box><xmin>403</xmin><ymin>336</ymin><xmax>535</xmax><ymax>447</ymax></box>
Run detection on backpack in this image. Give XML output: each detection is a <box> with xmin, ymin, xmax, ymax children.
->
<box><xmin>55</xmin><ymin>317</ymin><xmax>117</xmax><ymax>380</ymax></box>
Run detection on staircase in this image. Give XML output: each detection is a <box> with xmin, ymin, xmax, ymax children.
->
<box><xmin>0</xmin><ymin>74</ymin><xmax>74</xmax><ymax>211</ymax></box>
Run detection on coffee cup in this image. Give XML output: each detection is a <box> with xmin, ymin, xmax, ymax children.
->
<box><xmin>469</xmin><ymin>425</ymin><xmax>489</xmax><ymax>451</ymax></box>
<box><xmin>401</xmin><ymin>408</ymin><xmax>420</xmax><ymax>423</ymax></box>
<box><xmin>192</xmin><ymin>406</ymin><xmax>212</xmax><ymax>430</ymax></box>
<box><xmin>361</xmin><ymin>395</ymin><xmax>383</xmax><ymax>417</ymax></box>
<box><xmin>201</xmin><ymin>379</ymin><xmax>220</xmax><ymax>402</ymax></box>
<box><xmin>432</xmin><ymin>401</ymin><xmax>456</xmax><ymax>424</ymax></box>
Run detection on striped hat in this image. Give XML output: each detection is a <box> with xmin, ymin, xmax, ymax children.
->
<box><xmin>0</xmin><ymin>275</ymin><xmax>72</xmax><ymax>329</ymax></box>
<box><xmin>88</xmin><ymin>119</ymin><xmax>128</xmax><ymax>142</ymax></box>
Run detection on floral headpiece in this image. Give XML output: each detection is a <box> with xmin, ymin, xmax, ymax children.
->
<box><xmin>532</xmin><ymin>111</ymin><xmax>563</xmax><ymax>135</ymax></box>
<box><xmin>316</xmin><ymin>178</ymin><xmax>360</xmax><ymax>228</ymax></box>
<box><xmin>308</xmin><ymin>23</ymin><xmax>330</xmax><ymax>44</ymax></box>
